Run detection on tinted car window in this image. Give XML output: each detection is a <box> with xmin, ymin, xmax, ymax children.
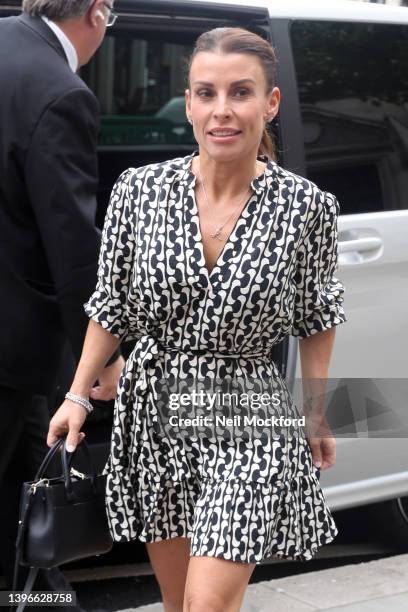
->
<box><xmin>80</xmin><ymin>32</ymin><xmax>195</xmax><ymax>148</ymax></box>
<box><xmin>290</xmin><ymin>20</ymin><xmax>408</xmax><ymax>214</ymax></box>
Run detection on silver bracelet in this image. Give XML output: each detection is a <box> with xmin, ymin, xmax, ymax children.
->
<box><xmin>65</xmin><ymin>392</ymin><xmax>94</xmax><ymax>415</ymax></box>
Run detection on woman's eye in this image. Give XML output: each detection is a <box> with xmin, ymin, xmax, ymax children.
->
<box><xmin>196</xmin><ymin>89</ymin><xmax>212</xmax><ymax>98</ymax></box>
<box><xmin>234</xmin><ymin>88</ymin><xmax>250</xmax><ymax>97</ymax></box>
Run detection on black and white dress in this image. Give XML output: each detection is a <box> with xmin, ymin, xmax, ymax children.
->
<box><xmin>84</xmin><ymin>150</ymin><xmax>347</xmax><ymax>565</ymax></box>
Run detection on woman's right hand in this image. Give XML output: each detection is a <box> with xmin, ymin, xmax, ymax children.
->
<box><xmin>47</xmin><ymin>400</ymin><xmax>87</xmax><ymax>452</ymax></box>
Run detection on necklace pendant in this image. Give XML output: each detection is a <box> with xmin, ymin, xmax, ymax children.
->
<box><xmin>210</xmin><ymin>228</ymin><xmax>223</xmax><ymax>241</ymax></box>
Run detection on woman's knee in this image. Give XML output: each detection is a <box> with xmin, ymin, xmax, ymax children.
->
<box><xmin>183</xmin><ymin>555</ymin><xmax>255</xmax><ymax>612</ymax></box>
<box><xmin>183</xmin><ymin>591</ymin><xmax>225</xmax><ymax>612</ymax></box>
<box><xmin>162</xmin><ymin>590</ymin><xmax>185</xmax><ymax>612</ymax></box>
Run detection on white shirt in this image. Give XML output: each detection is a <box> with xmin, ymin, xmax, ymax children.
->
<box><xmin>41</xmin><ymin>16</ymin><xmax>78</xmax><ymax>73</ymax></box>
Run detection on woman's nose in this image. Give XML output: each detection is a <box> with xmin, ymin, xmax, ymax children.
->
<box><xmin>213</xmin><ymin>96</ymin><xmax>232</xmax><ymax>117</ymax></box>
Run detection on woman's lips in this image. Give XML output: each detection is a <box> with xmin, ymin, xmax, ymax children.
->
<box><xmin>207</xmin><ymin>129</ymin><xmax>242</xmax><ymax>143</ymax></box>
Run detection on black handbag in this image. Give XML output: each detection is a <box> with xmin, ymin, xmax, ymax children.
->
<box><xmin>11</xmin><ymin>435</ymin><xmax>114</xmax><ymax>612</ymax></box>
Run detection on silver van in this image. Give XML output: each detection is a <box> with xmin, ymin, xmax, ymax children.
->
<box><xmin>2</xmin><ymin>0</ymin><xmax>408</xmax><ymax>552</ymax></box>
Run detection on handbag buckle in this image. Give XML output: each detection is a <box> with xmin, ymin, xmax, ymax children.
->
<box><xmin>70</xmin><ymin>467</ymin><xmax>86</xmax><ymax>480</ymax></box>
<box><xmin>30</xmin><ymin>478</ymin><xmax>50</xmax><ymax>495</ymax></box>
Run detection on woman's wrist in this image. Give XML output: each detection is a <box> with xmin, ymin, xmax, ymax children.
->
<box><xmin>65</xmin><ymin>392</ymin><xmax>94</xmax><ymax>415</ymax></box>
<box><xmin>68</xmin><ymin>386</ymin><xmax>92</xmax><ymax>398</ymax></box>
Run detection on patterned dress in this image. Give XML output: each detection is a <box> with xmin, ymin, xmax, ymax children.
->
<box><xmin>84</xmin><ymin>150</ymin><xmax>347</xmax><ymax>565</ymax></box>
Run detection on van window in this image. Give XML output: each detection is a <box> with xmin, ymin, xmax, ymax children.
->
<box><xmin>80</xmin><ymin>31</ymin><xmax>195</xmax><ymax>148</ymax></box>
<box><xmin>290</xmin><ymin>20</ymin><xmax>408</xmax><ymax>214</ymax></box>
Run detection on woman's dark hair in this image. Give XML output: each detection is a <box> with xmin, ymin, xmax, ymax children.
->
<box><xmin>186</xmin><ymin>27</ymin><xmax>279</xmax><ymax>161</ymax></box>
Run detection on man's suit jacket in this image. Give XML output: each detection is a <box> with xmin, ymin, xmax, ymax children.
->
<box><xmin>0</xmin><ymin>13</ymin><xmax>105</xmax><ymax>394</ymax></box>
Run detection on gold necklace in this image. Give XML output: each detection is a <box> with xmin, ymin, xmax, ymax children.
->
<box><xmin>197</xmin><ymin>162</ymin><xmax>259</xmax><ymax>241</ymax></box>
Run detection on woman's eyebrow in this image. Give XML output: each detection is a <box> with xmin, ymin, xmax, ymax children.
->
<box><xmin>192</xmin><ymin>78</ymin><xmax>256</xmax><ymax>86</ymax></box>
<box><xmin>231</xmin><ymin>78</ymin><xmax>256</xmax><ymax>86</ymax></box>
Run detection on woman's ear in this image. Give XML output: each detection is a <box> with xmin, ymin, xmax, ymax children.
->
<box><xmin>185</xmin><ymin>88</ymin><xmax>192</xmax><ymax>123</ymax></box>
<box><xmin>266</xmin><ymin>86</ymin><xmax>281</xmax><ymax>122</ymax></box>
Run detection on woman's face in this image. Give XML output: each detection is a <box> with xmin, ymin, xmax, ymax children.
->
<box><xmin>185</xmin><ymin>51</ymin><xmax>280</xmax><ymax>163</ymax></box>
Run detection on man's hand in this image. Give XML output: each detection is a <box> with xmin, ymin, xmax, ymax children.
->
<box><xmin>89</xmin><ymin>355</ymin><xmax>125</xmax><ymax>401</ymax></box>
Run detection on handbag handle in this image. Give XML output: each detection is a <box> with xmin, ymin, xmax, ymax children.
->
<box><xmin>33</xmin><ymin>436</ymin><xmax>71</xmax><ymax>480</ymax></box>
<box><xmin>61</xmin><ymin>437</ymin><xmax>98</xmax><ymax>502</ymax></box>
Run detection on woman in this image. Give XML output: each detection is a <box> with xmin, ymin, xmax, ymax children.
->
<box><xmin>47</xmin><ymin>27</ymin><xmax>347</xmax><ymax>612</ymax></box>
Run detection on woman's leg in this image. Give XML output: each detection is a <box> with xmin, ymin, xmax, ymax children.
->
<box><xmin>145</xmin><ymin>537</ymin><xmax>191</xmax><ymax>612</ymax></box>
<box><xmin>183</xmin><ymin>556</ymin><xmax>256</xmax><ymax>612</ymax></box>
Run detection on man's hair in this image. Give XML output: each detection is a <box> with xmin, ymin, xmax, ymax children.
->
<box><xmin>22</xmin><ymin>0</ymin><xmax>95</xmax><ymax>20</ymax></box>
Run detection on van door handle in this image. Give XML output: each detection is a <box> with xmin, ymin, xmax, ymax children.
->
<box><xmin>339</xmin><ymin>236</ymin><xmax>382</xmax><ymax>254</ymax></box>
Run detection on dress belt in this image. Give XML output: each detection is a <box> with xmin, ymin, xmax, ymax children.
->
<box><xmin>156</xmin><ymin>340</ymin><xmax>271</xmax><ymax>360</ymax></box>
<box><xmin>123</xmin><ymin>334</ymin><xmax>272</xmax><ymax>399</ymax></box>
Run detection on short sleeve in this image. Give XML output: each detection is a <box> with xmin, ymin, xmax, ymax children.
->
<box><xmin>291</xmin><ymin>190</ymin><xmax>347</xmax><ymax>338</ymax></box>
<box><xmin>83</xmin><ymin>168</ymin><xmax>136</xmax><ymax>340</ymax></box>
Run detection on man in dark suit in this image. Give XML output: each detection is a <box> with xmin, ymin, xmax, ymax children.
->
<box><xmin>0</xmin><ymin>0</ymin><xmax>123</xmax><ymax>605</ymax></box>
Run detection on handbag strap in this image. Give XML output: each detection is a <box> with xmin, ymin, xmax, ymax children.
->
<box><xmin>10</xmin><ymin>567</ymin><xmax>39</xmax><ymax>612</ymax></box>
<box><xmin>10</xmin><ymin>487</ymin><xmax>39</xmax><ymax>612</ymax></box>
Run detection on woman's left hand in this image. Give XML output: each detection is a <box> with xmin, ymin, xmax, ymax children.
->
<box><xmin>304</xmin><ymin>414</ymin><xmax>336</xmax><ymax>471</ymax></box>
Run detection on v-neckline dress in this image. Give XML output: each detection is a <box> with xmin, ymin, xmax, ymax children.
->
<box><xmin>84</xmin><ymin>150</ymin><xmax>347</xmax><ymax>564</ymax></box>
